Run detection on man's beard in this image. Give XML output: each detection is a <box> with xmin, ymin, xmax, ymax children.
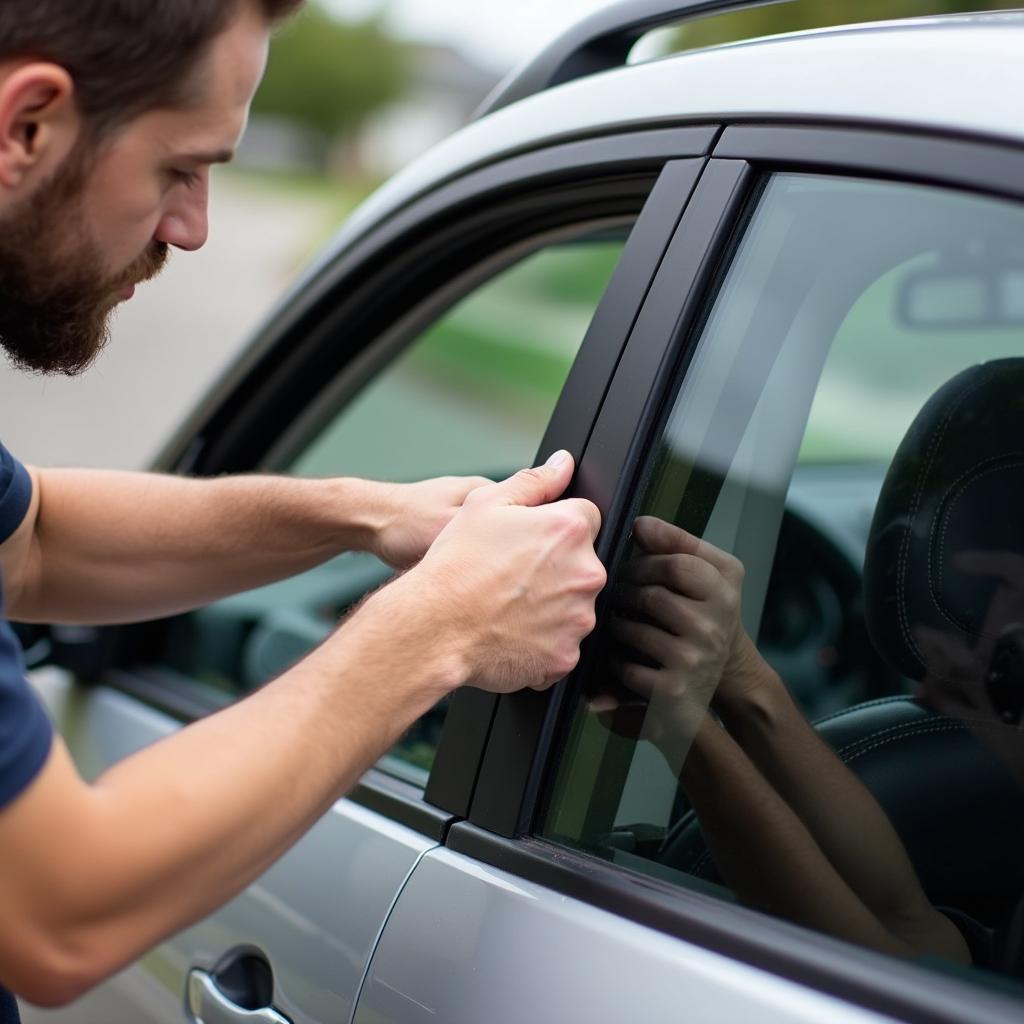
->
<box><xmin>0</xmin><ymin>153</ymin><xmax>169</xmax><ymax>376</ymax></box>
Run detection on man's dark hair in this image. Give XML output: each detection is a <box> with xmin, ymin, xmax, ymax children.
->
<box><xmin>0</xmin><ymin>1</ymin><xmax>305</xmax><ymax>137</ymax></box>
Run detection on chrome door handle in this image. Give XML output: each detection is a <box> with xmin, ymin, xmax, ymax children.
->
<box><xmin>186</xmin><ymin>969</ymin><xmax>292</xmax><ymax>1024</ymax></box>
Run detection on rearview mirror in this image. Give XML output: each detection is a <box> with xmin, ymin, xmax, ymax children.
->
<box><xmin>897</xmin><ymin>256</ymin><xmax>1024</xmax><ymax>331</ymax></box>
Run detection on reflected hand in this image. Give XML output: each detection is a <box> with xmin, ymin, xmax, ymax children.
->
<box><xmin>603</xmin><ymin>517</ymin><xmax>745</xmax><ymax>744</ymax></box>
<box><xmin>369</xmin><ymin>475</ymin><xmax>493</xmax><ymax>569</ymax></box>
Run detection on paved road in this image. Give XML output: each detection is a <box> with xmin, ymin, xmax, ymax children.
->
<box><xmin>0</xmin><ymin>174</ymin><xmax>338</xmax><ymax>470</ymax></box>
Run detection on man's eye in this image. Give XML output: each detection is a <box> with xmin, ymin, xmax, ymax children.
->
<box><xmin>173</xmin><ymin>169</ymin><xmax>201</xmax><ymax>189</ymax></box>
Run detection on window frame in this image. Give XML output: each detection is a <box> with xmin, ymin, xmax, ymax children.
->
<box><xmin>91</xmin><ymin>127</ymin><xmax>716</xmax><ymax>842</ymax></box>
<box><xmin>451</xmin><ymin>123</ymin><xmax>1024</xmax><ymax>1024</ymax></box>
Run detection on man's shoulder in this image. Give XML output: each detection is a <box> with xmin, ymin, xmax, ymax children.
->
<box><xmin>0</xmin><ymin>443</ymin><xmax>31</xmax><ymax>545</ymax></box>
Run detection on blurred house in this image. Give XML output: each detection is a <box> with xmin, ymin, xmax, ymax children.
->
<box><xmin>353</xmin><ymin>44</ymin><xmax>501</xmax><ymax>176</ymax></box>
<box><xmin>237</xmin><ymin>43</ymin><xmax>501</xmax><ymax>178</ymax></box>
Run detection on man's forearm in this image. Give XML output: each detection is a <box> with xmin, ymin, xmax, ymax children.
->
<box><xmin>0</xmin><ymin>454</ymin><xmax>606</xmax><ymax>1006</ymax></box>
<box><xmin>8</xmin><ymin>467</ymin><xmax>390</xmax><ymax>623</ymax></box>
<box><xmin>680</xmin><ymin>718</ymin><xmax>967</xmax><ymax>962</ymax></box>
<box><xmin>714</xmin><ymin>660</ymin><xmax>967</xmax><ymax>959</ymax></box>
<box><xmin>0</xmin><ymin>578</ymin><xmax>464</xmax><ymax>1005</ymax></box>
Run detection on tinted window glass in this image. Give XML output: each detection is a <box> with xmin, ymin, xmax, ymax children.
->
<box><xmin>544</xmin><ymin>174</ymin><xmax>1024</xmax><ymax>993</ymax></box>
<box><xmin>161</xmin><ymin>226</ymin><xmax>629</xmax><ymax>784</ymax></box>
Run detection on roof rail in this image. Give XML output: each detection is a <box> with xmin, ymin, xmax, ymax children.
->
<box><xmin>476</xmin><ymin>0</ymin><xmax>794</xmax><ymax>118</ymax></box>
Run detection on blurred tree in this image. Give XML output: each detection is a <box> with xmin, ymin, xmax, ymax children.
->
<box><xmin>663</xmin><ymin>0</ymin><xmax>1020</xmax><ymax>52</ymax></box>
<box><xmin>252</xmin><ymin>3</ymin><xmax>406</xmax><ymax>141</ymax></box>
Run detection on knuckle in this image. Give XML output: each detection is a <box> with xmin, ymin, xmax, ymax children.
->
<box><xmin>622</xmin><ymin>663</ymin><xmax>644</xmax><ymax>689</ymax></box>
<box><xmin>586</xmin><ymin>561</ymin><xmax>608</xmax><ymax>592</ymax></box>
<box><xmin>668</xmin><ymin>557</ymin><xmax>689</xmax><ymax>590</ymax></box>
<box><xmin>548</xmin><ymin>647</ymin><xmax>580</xmax><ymax>679</ymax></box>
<box><xmin>557</xmin><ymin>511</ymin><xmax>588</xmax><ymax>543</ymax></box>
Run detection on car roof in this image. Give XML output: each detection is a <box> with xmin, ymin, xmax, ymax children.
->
<box><xmin>315</xmin><ymin>11</ymin><xmax>1024</xmax><ymax>271</ymax></box>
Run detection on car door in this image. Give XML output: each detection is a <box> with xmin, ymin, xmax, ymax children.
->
<box><xmin>352</xmin><ymin>128</ymin><xmax>1024</xmax><ymax>1024</ymax></box>
<box><xmin>22</xmin><ymin>130</ymin><xmax>711</xmax><ymax>1022</ymax></box>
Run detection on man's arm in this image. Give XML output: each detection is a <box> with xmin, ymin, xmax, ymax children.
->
<box><xmin>0</xmin><ymin>455</ymin><xmax>606</xmax><ymax>1007</ymax></box>
<box><xmin>679</xmin><ymin>715</ymin><xmax>967</xmax><ymax>961</ymax></box>
<box><xmin>614</xmin><ymin>517</ymin><xmax>968</xmax><ymax>963</ymax></box>
<box><xmin>2</xmin><ymin>467</ymin><xmax>489</xmax><ymax>624</ymax></box>
<box><xmin>713</xmin><ymin>644</ymin><xmax>969</xmax><ymax>960</ymax></box>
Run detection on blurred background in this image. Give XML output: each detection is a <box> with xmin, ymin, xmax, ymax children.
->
<box><xmin>0</xmin><ymin>0</ymin><xmax>1017</xmax><ymax>470</ymax></box>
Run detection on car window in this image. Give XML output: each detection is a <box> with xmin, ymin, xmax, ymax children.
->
<box><xmin>160</xmin><ymin>225</ymin><xmax>630</xmax><ymax>785</ymax></box>
<box><xmin>543</xmin><ymin>174</ymin><xmax>1024</xmax><ymax>995</ymax></box>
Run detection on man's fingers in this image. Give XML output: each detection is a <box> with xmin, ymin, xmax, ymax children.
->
<box><xmin>471</xmin><ymin>451</ymin><xmax>575</xmax><ymax>509</ymax></box>
<box><xmin>616</xmin><ymin>582</ymin><xmax>690</xmax><ymax>634</ymax></box>
<box><xmin>559</xmin><ymin>497</ymin><xmax>602</xmax><ymax>543</ymax></box>
<box><xmin>633</xmin><ymin>516</ymin><xmax>742</xmax><ymax>578</ymax></box>
<box><xmin>611</xmin><ymin>615</ymin><xmax>677</xmax><ymax>666</ymax></box>
<box><xmin>624</xmin><ymin>552</ymin><xmax>719</xmax><ymax>599</ymax></box>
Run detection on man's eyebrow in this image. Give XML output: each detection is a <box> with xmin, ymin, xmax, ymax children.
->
<box><xmin>179</xmin><ymin>148</ymin><xmax>235</xmax><ymax>165</ymax></box>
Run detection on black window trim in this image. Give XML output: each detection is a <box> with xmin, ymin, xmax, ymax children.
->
<box><xmin>467</xmin><ymin>156</ymin><xmax>755</xmax><ymax>836</ymax></box>
<box><xmin>426</xmin><ymin>155</ymin><xmax>710</xmax><ymax>816</ymax></box>
<box><xmin>453</xmin><ymin>122</ymin><xmax>1024</xmax><ymax>1022</ymax></box>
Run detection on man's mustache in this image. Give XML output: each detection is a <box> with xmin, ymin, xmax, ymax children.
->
<box><xmin>112</xmin><ymin>242</ymin><xmax>169</xmax><ymax>291</ymax></box>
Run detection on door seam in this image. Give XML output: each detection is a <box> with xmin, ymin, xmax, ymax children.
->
<box><xmin>346</xmin><ymin>842</ymin><xmax>438</xmax><ymax>1024</ymax></box>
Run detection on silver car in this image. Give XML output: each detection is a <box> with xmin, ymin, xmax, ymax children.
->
<box><xmin>24</xmin><ymin>1</ymin><xmax>1024</xmax><ymax>1021</ymax></box>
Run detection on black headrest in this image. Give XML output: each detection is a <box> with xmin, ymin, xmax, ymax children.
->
<box><xmin>864</xmin><ymin>359</ymin><xmax>1024</xmax><ymax>681</ymax></box>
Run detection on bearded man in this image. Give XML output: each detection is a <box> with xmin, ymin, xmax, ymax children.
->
<box><xmin>0</xmin><ymin>2</ymin><xmax>605</xmax><ymax>1014</ymax></box>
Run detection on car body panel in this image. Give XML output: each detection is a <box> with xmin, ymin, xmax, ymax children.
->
<box><xmin>353</xmin><ymin>847</ymin><xmax>896</xmax><ymax>1024</ymax></box>
<box><xmin>26</xmin><ymin>671</ymin><xmax>435</xmax><ymax>1024</ymax></box>
<box><xmin>320</xmin><ymin>14</ymin><xmax>1024</xmax><ymax>273</ymax></box>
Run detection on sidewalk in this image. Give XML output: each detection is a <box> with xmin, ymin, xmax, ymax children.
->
<box><xmin>0</xmin><ymin>174</ymin><xmax>339</xmax><ymax>470</ymax></box>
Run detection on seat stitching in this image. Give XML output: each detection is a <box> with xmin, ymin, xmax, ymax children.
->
<box><xmin>896</xmin><ymin>371</ymin><xmax>995</xmax><ymax>671</ymax></box>
<box><xmin>839</xmin><ymin>723</ymin><xmax>969</xmax><ymax>763</ymax></box>
<box><xmin>812</xmin><ymin>696</ymin><xmax>911</xmax><ymax>727</ymax></box>
<box><xmin>833</xmin><ymin>719</ymin><xmax>964</xmax><ymax>758</ymax></box>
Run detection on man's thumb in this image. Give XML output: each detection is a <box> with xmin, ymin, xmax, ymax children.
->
<box><xmin>483</xmin><ymin>450</ymin><xmax>575</xmax><ymax>508</ymax></box>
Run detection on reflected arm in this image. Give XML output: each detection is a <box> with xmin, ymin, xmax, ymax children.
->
<box><xmin>701</xmin><ymin>638</ymin><xmax>970</xmax><ymax>962</ymax></box>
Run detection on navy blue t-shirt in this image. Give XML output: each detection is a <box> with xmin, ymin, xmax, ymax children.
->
<box><xmin>0</xmin><ymin>445</ymin><xmax>51</xmax><ymax>1021</ymax></box>
<box><xmin>0</xmin><ymin>445</ymin><xmax>52</xmax><ymax>808</ymax></box>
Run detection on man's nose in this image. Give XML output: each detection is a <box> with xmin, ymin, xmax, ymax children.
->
<box><xmin>155</xmin><ymin>184</ymin><xmax>210</xmax><ymax>252</ymax></box>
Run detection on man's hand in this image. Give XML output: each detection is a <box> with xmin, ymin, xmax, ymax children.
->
<box><xmin>367</xmin><ymin>475</ymin><xmax>493</xmax><ymax>569</ymax></box>
<box><xmin>389</xmin><ymin>451</ymin><xmax>606</xmax><ymax>694</ymax></box>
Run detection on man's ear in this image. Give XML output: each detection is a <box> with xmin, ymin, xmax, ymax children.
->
<box><xmin>0</xmin><ymin>62</ymin><xmax>78</xmax><ymax>190</ymax></box>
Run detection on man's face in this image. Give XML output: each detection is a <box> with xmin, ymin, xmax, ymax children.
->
<box><xmin>0</xmin><ymin>3</ymin><xmax>270</xmax><ymax>375</ymax></box>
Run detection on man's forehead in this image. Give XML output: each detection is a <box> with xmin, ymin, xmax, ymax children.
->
<box><xmin>152</xmin><ymin>4</ymin><xmax>269</xmax><ymax>160</ymax></box>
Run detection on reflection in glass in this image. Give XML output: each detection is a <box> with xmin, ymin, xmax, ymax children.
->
<box><xmin>543</xmin><ymin>174</ymin><xmax>1024</xmax><ymax>989</ymax></box>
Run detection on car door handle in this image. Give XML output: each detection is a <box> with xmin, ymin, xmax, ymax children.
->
<box><xmin>186</xmin><ymin>969</ymin><xmax>292</xmax><ymax>1024</ymax></box>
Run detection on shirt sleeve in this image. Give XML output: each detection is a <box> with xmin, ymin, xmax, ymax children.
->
<box><xmin>0</xmin><ymin>443</ymin><xmax>51</xmax><ymax>808</ymax></box>
<box><xmin>0</xmin><ymin>443</ymin><xmax>31</xmax><ymax>544</ymax></box>
<box><xmin>0</xmin><ymin>615</ymin><xmax>52</xmax><ymax>809</ymax></box>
